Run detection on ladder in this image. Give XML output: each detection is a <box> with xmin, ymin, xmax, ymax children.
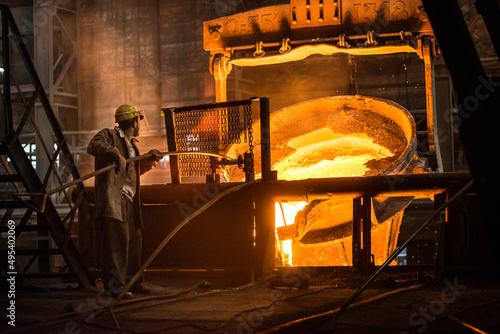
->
<box><xmin>0</xmin><ymin>4</ymin><xmax>94</xmax><ymax>288</ymax></box>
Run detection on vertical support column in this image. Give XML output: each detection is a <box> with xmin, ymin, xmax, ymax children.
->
<box><xmin>34</xmin><ymin>1</ymin><xmax>54</xmax><ymax>181</ymax></box>
<box><xmin>164</xmin><ymin>109</ymin><xmax>180</xmax><ymax>184</ymax></box>
<box><xmin>243</xmin><ymin>152</ymin><xmax>255</xmax><ymax>182</ymax></box>
<box><xmin>422</xmin><ymin>37</ymin><xmax>443</xmax><ymax>172</ymax></box>
<box><xmin>440</xmin><ymin>181</ymin><xmax>468</xmax><ymax>277</ymax></box>
<box><xmin>435</xmin><ymin>63</ymin><xmax>455</xmax><ymax>172</ymax></box>
<box><xmin>1</xmin><ymin>7</ymin><xmax>13</xmax><ymax>141</ymax></box>
<box><xmin>37</xmin><ymin>215</ymin><xmax>50</xmax><ymax>272</ymax></box>
<box><xmin>348</xmin><ymin>54</ymin><xmax>358</xmax><ymax>95</ymax></box>
<box><xmin>254</xmin><ymin>97</ymin><xmax>275</xmax><ymax>279</ymax></box>
<box><xmin>253</xmin><ymin>193</ymin><xmax>275</xmax><ymax>280</ymax></box>
<box><xmin>352</xmin><ymin>196</ymin><xmax>373</xmax><ymax>275</ymax></box>
<box><xmin>434</xmin><ymin>191</ymin><xmax>447</xmax><ymax>280</ymax></box>
<box><xmin>34</xmin><ymin>0</ymin><xmax>54</xmax><ymax>273</ymax></box>
<box><xmin>423</xmin><ymin>0</ymin><xmax>500</xmax><ymax>271</ymax></box>
<box><xmin>260</xmin><ymin>97</ymin><xmax>271</xmax><ymax>182</ymax></box>
<box><xmin>475</xmin><ymin>0</ymin><xmax>500</xmax><ymax>58</ymax></box>
<box><xmin>212</xmin><ymin>53</ymin><xmax>232</xmax><ymax>103</ymax></box>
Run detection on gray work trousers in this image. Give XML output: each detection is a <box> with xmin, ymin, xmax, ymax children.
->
<box><xmin>101</xmin><ymin>195</ymin><xmax>143</xmax><ymax>294</ymax></box>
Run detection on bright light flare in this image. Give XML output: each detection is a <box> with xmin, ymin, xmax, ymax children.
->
<box><xmin>274</xmin><ymin>129</ymin><xmax>394</xmax><ymax>266</ymax></box>
<box><xmin>273</xmin><ymin>135</ymin><xmax>393</xmax><ymax>180</ymax></box>
<box><xmin>275</xmin><ymin>201</ymin><xmax>307</xmax><ymax>266</ymax></box>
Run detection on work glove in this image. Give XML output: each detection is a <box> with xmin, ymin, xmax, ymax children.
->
<box><xmin>148</xmin><ymin>149</ymin><xmax>163</xmax><ymax>162</ymax></box>
<box><xmin>114</xmin><ymin>154</ymin><xmax>127</xmax><ymax>174</ymax></box>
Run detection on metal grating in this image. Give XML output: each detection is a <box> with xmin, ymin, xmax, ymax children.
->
<box><xmin>164</xmin><ymin>99</ymin><xmax>254</xmax><ymax>180</ymax></box>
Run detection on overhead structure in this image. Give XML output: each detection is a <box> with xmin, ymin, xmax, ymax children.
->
<box><xmin>421</xmin><ymin>0</ymin><xmax>500</xmax><ymax>270</ymax></box>
<box><xmin>196</xmin><ymin>0</ymin><xmax>477</xmax><ymax>275</ymax></box>
<box><xmin>34</xmin><ymin>0</ymin><xmax>81</xmax><ymax>189</ymax></box>
<box><xmin>203</xmin><ymin>0</ymin><xmax>443</xmax><ymax>171</ymax></box>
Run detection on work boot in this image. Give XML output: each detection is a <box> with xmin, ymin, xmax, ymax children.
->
<box><xmin>130</xmin><ymin>283</ymin><xmax>151</xmax><ymax>294</ymax></box>
<box><xmin>117</xmin><ymin>291</ymin><xmax>134</xmax><ymax>299</ymax></box>
<box><xmin>105</xmin><ymin>289</ymin><xmax>134</xmax><ymax>300</ymax></box>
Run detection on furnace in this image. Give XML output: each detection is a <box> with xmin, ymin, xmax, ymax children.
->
<box><xmin>224</xmin><ymin>95</ymin><xmax>417</xmax><ymax>267</ymax></box>
<box><xmin>141</xmin><ymin>0</ymin><xmax>451</xmax><ymax>278</ymax></box>
<box><xmin>194</xmin><ymin>0</ymin><xmax>437</xmax><ymax>274</ymax></box>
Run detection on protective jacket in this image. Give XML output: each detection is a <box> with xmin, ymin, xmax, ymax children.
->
<box><xmin>87</xmin><ymin>127</ymin><xmax>151</xmax><ymax>227</ymax></box>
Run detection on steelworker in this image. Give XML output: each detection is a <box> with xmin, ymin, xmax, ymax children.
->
<box><xmin>87</xmin><ymin>104</ymin><xmax>163</xmax><ymax>299</ymax></box>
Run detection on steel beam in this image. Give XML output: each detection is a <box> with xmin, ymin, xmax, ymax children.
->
<box><xmin>422</xmin><ymin>37</ymin><xmax>443</xmax><ymax>172</ymax></box>
<box><xmin>261</xmin><ymin>172</ymin><xmax>472</xmax><ymax>201</ymax></box>
<box><xmin>164</xmin><ymin>109</ymin><xmax>180</xmax><ymax>184</ymax></box>
<box><xmin>6</xmin><ymin>138</ymin><xmax>94</xmax><ymax>288</ymax></box>
<box><xmin>475</xmin><ymin>0</ymin><xmax>500</xmax><ymax>58</ymax></box>
<box><xmin>1</xmin><ymin>8</ymin><xmax>13</xmax><ymax>140</ymax></box>
<box><xmin>422</xmin><ymin>0</ymin><xmax>500</xmax><ymax>268</ymax></box>
<box><xmin>352</xmin><ymin>196</ymin><xmax>373</xmax><ymax>275</ymax></box>
<box><xmin>0</xmin><ymin>4</ymin><xmax>94</xmax><ymax>288</ymax></box>
<box><xmin>130</xmin><ymin>172</ymin><xmax>473</xmax><ymax>205</ymax></box>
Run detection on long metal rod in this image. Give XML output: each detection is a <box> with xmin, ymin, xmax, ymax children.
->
<box><xmin>45</xmin><ymin>151</ymin><xmax>234</xmax><ymax>195</ymax></box>
<box><xmin>258</xmin><ymin>284</ymin><xmax>423</xmax><ymax>334</ymax></box>
<box><xmin>91</xmin><ymin>180</ymin><xmax>257</xmax><ymax>327</ymax></box>
<box><xmin>328</xmin><ymin>179</ymin><xmax>474</xmax><ymax>329</ymax></box>
<box><xmin>447</xmin><ymin>315</ymin><xmax>488</xmax><ymax>334</ymax></box>
<box><xmin>9</xmin><ymin>151</ymin><xmax>236</xmax><ymax>212</ymax></box>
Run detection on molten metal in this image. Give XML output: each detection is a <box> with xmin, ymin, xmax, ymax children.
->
<box><xmin>226</xmin><ymin>95</ymin><xmax>417</xmax><ymax>267</ymax></box>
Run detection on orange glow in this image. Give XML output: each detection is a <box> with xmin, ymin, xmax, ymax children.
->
<box><xmin>225</xmin><ymin>96</ymin><xmax>417</xmax><ymax>268</ymax></box>
<box><xmin>274</xmin><ymin>129</ymin><xmax>394</xmax><ymax>266</ymax></box>
<box><xmin>275</xmin><ymin>201</ymin><xmax>307</xmax><ymax>266</ymax></box>
<box><xmin>274</xmin><ymin>135</ymin><xmax>393</xmax><ymax>180</ymax></box>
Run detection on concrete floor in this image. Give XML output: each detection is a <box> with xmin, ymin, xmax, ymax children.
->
<box><xmin>2</xmin><ymin>268</ymin><xmax>500</xmax><ymax>334</ymax></box>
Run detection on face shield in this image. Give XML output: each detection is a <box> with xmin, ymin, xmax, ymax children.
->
<box><xmin>137</xmin><ymin>109</ymin><xmax>151</xmax><ymax>133</ymax></box>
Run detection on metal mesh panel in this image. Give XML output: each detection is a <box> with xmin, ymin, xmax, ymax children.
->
<box><xmin>170</xmin><ymin>101</ymin><xmax>253</xmax><ymax>179</ymax></box>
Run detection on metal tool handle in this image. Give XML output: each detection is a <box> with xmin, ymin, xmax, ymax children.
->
<box><xmin>47</xmin><ymin>151</ymin><xmax>234</xmax><ymax>195</ymax></box>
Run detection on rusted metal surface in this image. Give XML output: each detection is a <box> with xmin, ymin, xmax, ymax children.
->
<box><xmin>204</xmin><ymin>1</ymin><xmax>434</xmax><ymax>77</ymax></box>
<box><xmin>212</xmin><ymin>53</ymin><xmax>232</xmax><ymax>102</ymax></box>
<box><xmin>204</xmin><ymin>4</ymin><xmax>291</xmax><ymax>52</ymax></box>
<box><xmin>204</xmin><ymin>0</ymin><xmax>433</xmax><ymax>52</ymax></box>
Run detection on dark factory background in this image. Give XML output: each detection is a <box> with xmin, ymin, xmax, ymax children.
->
<box><xmin>1</xmin><ymin>0</ymin><xmax>500</xmax><ymax>333</ymax></box>
<box><xmin>2</xmin><ymin>0</ymin><xmax>497</xmax><ymax>177</ymax></box>
<box><xmin>5</xmin><ymin>0</ymin><xmax>496</xmax><ymax>179</ymax></box>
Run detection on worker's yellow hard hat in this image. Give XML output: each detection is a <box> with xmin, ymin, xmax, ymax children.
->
<box><xmin>114</xmin><ymin>104</ymin><xmax>144</xmax><ymax>123</ymax></box>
